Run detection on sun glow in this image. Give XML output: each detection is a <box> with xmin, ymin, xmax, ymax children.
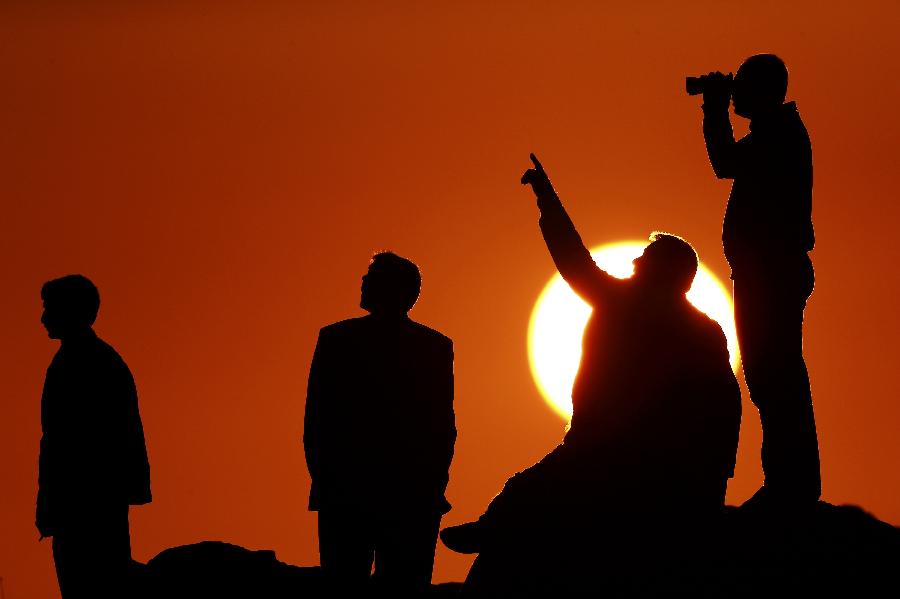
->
<box><xmin>527</xmin><ymin>241</ymin><xmax>739</xmax><ymax>420</ymax></box>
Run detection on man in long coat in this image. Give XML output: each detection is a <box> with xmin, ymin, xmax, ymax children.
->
<box><xmin>37</xmin><ymin>274</ymin><xmax>151</xmax><ymax>598</ymax></box>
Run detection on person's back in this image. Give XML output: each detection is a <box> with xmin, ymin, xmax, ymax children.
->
<box><xmin>541</xmin><ymin>271</ymin><xmax>739</xmax><ymax>518</ymax></box>
<box><xmin>307</xmin><ymin>314</ymin><xmax>454</xmax><ymax>513</ymax></box>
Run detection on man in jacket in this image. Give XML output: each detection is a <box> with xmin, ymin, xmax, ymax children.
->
<box><xmin>37</xmin><ymin>274</ymin><xmax>151</xmax><ymax>598</ymax></box>
<box><xmin>700</xmin><ymin>54</ymin><xmax>820</xmax><ymax>509</ymax></box>
<box><xmin>304</xmin><ymin>251</ymin><xmax>456</xmax><ymax>594</ymax></box>
<box><xmin>441</xmin><ymin>156</ymin><xmax>741</xmax><ymax>592</ymax></box>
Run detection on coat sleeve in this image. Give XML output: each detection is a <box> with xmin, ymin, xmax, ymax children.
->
<box><xmin>537</xmin><ymin>193</ymin><xmax>622</xmax><ymax>307</ymax></box>
<box><xmin>121</xmin><ymin>361</ymin><xmax>152</xmax><ymax>505</ymax></box>
<box><xmin>303</xmin><ymin>329</ymin><xmax>329</xmax><ymax>485</ymax></box>
<box><xmin>433</xmin><ymin>339</ymin><xmax>456</xmax><ymax>491</ymax></box>
<box><xmin>696</xmin><ymin>328</ymin><xmax>742</xmax><ymax>480</ymax></box>
<box><xmin>703</xmin><ymin>106</ymin><xmax>740</xmax><ymax>180</ymax></box>
<box><xmin>36</xmin><ymin>432</ymin><xmax>56</xmax><ymax>536</ymax></box>
<box><xmin>36</xmin><ymin>362</ymin><xmax>60</xmax><ymax>536</ymax></box>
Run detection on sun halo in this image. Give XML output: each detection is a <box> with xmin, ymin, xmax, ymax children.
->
<box><xmin>527</xmin><ymin>241</ymin><xmax>740</xmax><ymax>420</ymax></box>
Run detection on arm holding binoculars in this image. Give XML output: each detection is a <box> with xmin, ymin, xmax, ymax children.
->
<box><xmin>701</xmin><ymin>72</ymin><xmax>739</xmax><ymax>180</ymax></box>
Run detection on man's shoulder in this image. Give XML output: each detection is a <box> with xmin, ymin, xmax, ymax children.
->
<box><xmin>683</xmin><ymin>304</ymin><xmax>728</xmax><ymax>346</ymax></box>
<box><xmin>48</xmin><ymin>336</ymin><xmax>134</xmax><ymax>393</ymax></box>
<box><xmin>407</xmin><ymin>320</ymin><xmax>453</xmax><ymax>349</ymax></box>
<box><xmin>94</xmin><ymin>335</ymin><xmax>123</xmax><ymax>355</ymax></box>
<box><xmin>319</xmin><ymin>317</ymin><xmax>368</xmax><ymax>336</ymax></box>
<box><xmin>320</xmin><ymin>317</ymin><xmax>451</xmax><ymax>344</ymax></box>
<box><xmin>60</xmin><ymin>335</ymin><xmax>128</xmax><ymax>367</ymax></box>
<box><xmin>93</xmin><ymin>338</ymin><xmax>136</xmax><ymax>382</ymax></box>
<box><xmin>90</xmin><ymin>334</ymin><xmax>128</xmax><ymax>361</ymax></box>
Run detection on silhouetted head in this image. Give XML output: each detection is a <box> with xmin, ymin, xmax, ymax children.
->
<box><xmin>41</xmin><ymin>274</ymin><xmax>100</xmax><ymax>340</ymax></box>
<box><xmin>632</xmin><ymin>233</ymin><xmax>698</xmax><ymax>296</ymax></box>
<box><xmin>733</xmin><ymin>54</ymin><xmax>788</xmax><ymax>119</ymax></box>
<box><xmin>360</xmin><ymin>252</ymin><xmax>422</xmax><ymax>316</ymax></box>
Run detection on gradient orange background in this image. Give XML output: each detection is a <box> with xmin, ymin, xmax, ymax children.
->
<box><xmin>2</xmin><ymin>2</ymin><xmax>899</xmax><ymax>596</ymax></box>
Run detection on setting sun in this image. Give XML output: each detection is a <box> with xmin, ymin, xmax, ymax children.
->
<box><xmin>528</xmin><ymin>241</ymin><xmax>740</xmax><ymax>419</ymax></box>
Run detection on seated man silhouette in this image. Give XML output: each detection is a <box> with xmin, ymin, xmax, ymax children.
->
<box><xmin>442</xmin><ymin>155</ymin><xmax>741</xmax><ymax>587</ymax></box>
<box><xmin>36</xmin><ymin>274</ymin><xmax>152</xmax><ymax>599</ymax></box>
<box><xmin>303</xmin><ymin>252</ymin><xmax>456</xmax><ymax>594</ymax></box>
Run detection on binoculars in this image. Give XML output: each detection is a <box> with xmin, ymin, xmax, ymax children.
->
<box><xmin>685</xmin><ymin>73</ymin><xmax>733</xmax><ymax>96</ymax></box>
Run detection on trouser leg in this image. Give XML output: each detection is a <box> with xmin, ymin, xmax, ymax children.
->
<box><xmin>734</xmin><ymin>259</ymin><xmax>820</xmax><ymax>502</ymax></box>
<box><xmin>318</xmin><ymin>508</ymin><xmax>374</xmax><ymax>591</ymax></box>
<box><xmin>373</xmin><ymin>511</ymin><xmax>441</xmax><ymax>594</ymax></box>
<box><xmin>52</xmin><ymin>505</ymin><xmax>132</xmax><ymax>599</ymax></box>
<box><xmin>479</xmin><ymin>444</ymin><xmax>570</xmax><ymax>534</ymax></box>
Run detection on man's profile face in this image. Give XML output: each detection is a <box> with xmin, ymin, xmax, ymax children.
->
<box><xmin>632</xmin><ymin>243</ymin><xmax>693</xmax><ymax>293</ymax></box>
<box><xmin>41</xmin><ymin>299</ymin><xmax>91</xmax><ymax>340</ymax></box>
<box><xmin>359</xmin><ymin>257</ymin><xmax>415</xmax><ymax>315</ymax></box>
<box><xmin>360</xmin><ymin>263</ymin><xmax>379</xmax><ymax>312</ymax></box>
<box><xmin>41</xmin><ymin>301</ymin><xmax>63</xmax><ymax>339</ymax></box>
<box><xmin>632</xmin><ymin>246</ymin><xmax>664</xmax><ymax>283</ymax></box>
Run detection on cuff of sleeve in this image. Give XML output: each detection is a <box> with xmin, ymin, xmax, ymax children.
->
<box><xmin>536</xmin><ymin>193</ymin><xmax>561</xmax><ymax>210</ymax></box>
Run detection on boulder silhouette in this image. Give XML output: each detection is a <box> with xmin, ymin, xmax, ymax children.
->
<box><xmin>710</xmin><ymin>501</ymin><xmax>900</xmax><ymax>598</ymax></box>
<box><xmin>462</xmin><ymin>501</ymin><xmax>900</xmax><ymax>597</ymax></box>
<box><xmin>141</xmin><ymin>541</ymin><xmax>322</xmax><ymax>598</ymax></box>
<box><xmin>137</xmin><ymin>540</ymin><xmax>462</xmax><ymax>598</ymax></box>
<box><xmin>130</xmin><ymin>503</ymin><xmax>897</xmax><ymax>597</ymax></box>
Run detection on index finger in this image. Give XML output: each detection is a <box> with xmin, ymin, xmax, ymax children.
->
<box><xmin>529</xmin><ymin>153</ymin><xmax>544</xmax><ymax>173</ymax></box>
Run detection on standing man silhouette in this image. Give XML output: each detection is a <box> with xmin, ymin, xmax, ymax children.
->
<box><xmin>698</xmin><ymin>54</ymin><xmax>820</xmax><ymax>509</ymax></box>
<box><xmin>304</xmin><ymin>252</ymin><xmax>456</xmax><ymax>594</ymax></box>
<box><xmin>36</xmin><ymin>275</ymin><xmax>151</xmax><ymax>598</ymax></box>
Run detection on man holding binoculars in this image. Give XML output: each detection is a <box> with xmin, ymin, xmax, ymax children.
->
<box><xmin>689</xmin><ymin>54</ymin><xmax>820</xmax><ymax>512</ymax></box>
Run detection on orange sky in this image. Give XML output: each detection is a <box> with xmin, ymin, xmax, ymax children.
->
<box><xmin>2</xmin><ymin>2</ymin><xmax>899</xmax><ymax>596</ymax></box>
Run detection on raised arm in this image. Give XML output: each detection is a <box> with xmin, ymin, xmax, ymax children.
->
<box><xmin>521</xmin><ymin>154</ymin><xmax>619</xmax><ymax>305</ymax></box>
<box><xmin>701</xmin><ymin>72</ymin><xmax>739</xmax><ymax>179</ymax></box>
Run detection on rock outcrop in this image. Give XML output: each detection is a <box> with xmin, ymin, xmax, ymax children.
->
<box><xmin>464</xmin><ymin>501</ymin><xmax>900</xmax><ymax>596</ymax></box>
<box><xmin>133</xmin><ymin>502</ymin><xmax>898</xmax><ymax>597</ymax></box>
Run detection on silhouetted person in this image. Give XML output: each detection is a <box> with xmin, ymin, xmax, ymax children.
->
<box><xmin>441</xmin><ymin>155</ymin><xmax>741</xmax><ymax>592</ymax></box>
<box><xmin>36</xmin><ymin>274</ymin><xmax>151</xmax><ymax>598</ymax></box>
<box><xmin>698</xmin><ymin>54</ymin><xmax>820</xmax><ymax>509</ymax></box>
<box><xmin>304</xmin><ymin>252</ymin><xmax>456</xmax><ymax>595</ymax></box>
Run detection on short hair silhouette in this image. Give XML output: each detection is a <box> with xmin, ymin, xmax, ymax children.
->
<box><xmin>364</xmin><ymin>252</ymin><xmax>422</xmax><ymax>314</ymax></box>
<box><xmin>640</xmin><ymin>232</ymin><xmax>699</xmax><ymax>294</ymax></box>
<box><xmin>735</xmin><ymin>54</ymin><xmax>788</xmax><ymax>109</ymax></box>
<box><xmin>41</xmin><ymin>274</ymin><xmax>101</xmax><ymax>326</ymax></box>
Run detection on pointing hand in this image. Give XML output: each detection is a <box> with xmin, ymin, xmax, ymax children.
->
<box><xmin>521</xmin><ymin>153</ymin><xmax>556</xmax><ymax>199</ymax></box>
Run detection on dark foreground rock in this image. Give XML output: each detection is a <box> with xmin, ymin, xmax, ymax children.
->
<box><xmin>710</xmin><ymin>501</ymin><xmax>900</xmax><ymax>597</ymax></box>
<box><xmin>140</xmin><ymin>541</ymin><xmax>322</xmax><ymax>598</ymax></box>
<box><xmin>465</xmin><ymin>501</ymin><xmax>900</xmax><ymax>596</ymax></box>
<box><xmin>137</xmin><ymin>540</ymin><xmax>461</xmax><ymax>598</ymax></box>
<box><xmin>133</xmin><ymin>502</ymin><xmax>898</xmax><ymax>597</ymax></box>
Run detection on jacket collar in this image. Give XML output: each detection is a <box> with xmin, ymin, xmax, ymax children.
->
<box><xmin>750</xmin><ymin>101</ymin><xmax>798</xmax><ymax>132</ymax></box>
